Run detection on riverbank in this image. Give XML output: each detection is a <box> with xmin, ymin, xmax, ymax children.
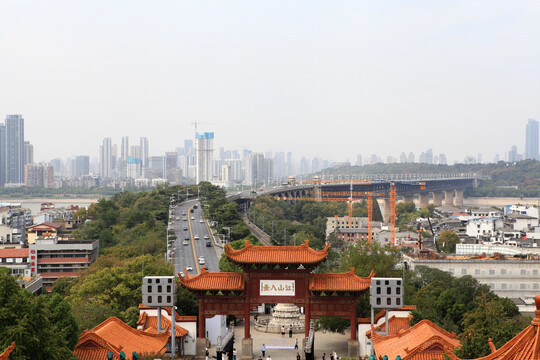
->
<box><xmin>463</xmin><ymin>197</ymin><xmax>540</xmax><ymax>207</ymax></box>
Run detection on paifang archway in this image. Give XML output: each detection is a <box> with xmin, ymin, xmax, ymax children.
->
<box><xmin>178</xmin><ymin>240</ymin><xmax>373</xmax><ymax>359</ymax></box>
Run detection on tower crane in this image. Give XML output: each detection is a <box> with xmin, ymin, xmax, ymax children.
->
<box><xmin>191</xmin><ymin>122</ymin><xmax>214</xmax><ymax>136</ymax></box>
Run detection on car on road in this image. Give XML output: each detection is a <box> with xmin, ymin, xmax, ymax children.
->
<box><xmin>182</xmin><ymin>240</ymin><xmax>189</xmax><ymax>246</ymax></box>
<box><xmin>206</xmin><ymin>241</ymin><xmax>212</xmax><ymax>247</ymax></box>
<box><xmin>193</xmin><ymin>205</ymin><xmax>198</xmax><ymax>209</ymax></box>
<box><xmin>186</xmin><ymin>265</ymin><xmax>193</xmax><ymax>271</ymax></box>
<box><xmin>182</xmin><ymin>212</ymin><xmax>186</xmax><ymax>216</ymax></box>
<box><xmin>204</xmin><ymin>235</ymin><xmax>209</xmax><ymax>239</ymax></box>
<box><xmin>198</xmin><ymin>257</ymin><xmax>205</xmax><ymax>265</ymax></box>
<box><xmin>194</xmin><ymin>235</ymin><xmax>199</xmax><ymax>240</ymax></box>
<box><xmin>175</xmin><ymin>216</ymin><xmax>180</xmax><ymax>220</ymax></box>
<box><xmin>183</xmin><ymin>217</ymin><xmax>187</xmax><ymax>221</ymax></box>
<box><xmin>184</xmin><ymin>236</ymin><xmax>189</xmax><ymax>241</ymax></box>
<box><xmin>183</xmin><ymin>227</ymin><xmax>188</xmax><ymax>231</ymax></box>
<box><xmin>199</xmin><ymin>219</ymin><xmax>204</xmax><ymax>223</ymax></box>
<box><xmin>191</xmin><ymin>216</ymin><xmax>195</xmax><ymax>220</ymax></box>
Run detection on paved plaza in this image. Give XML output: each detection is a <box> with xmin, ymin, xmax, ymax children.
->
<box><xmin>205</xmin><ymin>317</ymin><xmax>352</xmax><ymax>360</ymax></box>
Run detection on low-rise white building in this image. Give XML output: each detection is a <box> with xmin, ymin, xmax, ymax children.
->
<box><xmin>465</xmin><ymin>217</ymin><xmax>504</xmax><ymax>239</ymax></box>
<box><xmin>404</xmin><ymin>254</ymin><xmax>540</xmax><ymax>315</ymax></box>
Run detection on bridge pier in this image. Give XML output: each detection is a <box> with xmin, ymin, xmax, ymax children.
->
<box><xmin>384</xmin><ymin>198</ymin><xmax>391</xmax><ymax>222</ymax></box>
<box><xmin>432</xmin><ymin>192</ymin><xmax>443</xmax><ymax>207</ymax></box>
<box><xmin>418</xmin><ymin>193</ymin><xmax>429</xmax><ymax>209</ymax></box>
<box><xmin>403</xmin><ymin>195</ymin><xmax>414</xmax><ymax>204</ymax></box>
<box><xmin>444</xmin><ymin>190</ymin><xmax>454</xmax><ymax>206</ymax></box>
<box><xmin>454</xmin><ymin>189</ymin><xmax>464</xmax><ymax>207</ymax></box>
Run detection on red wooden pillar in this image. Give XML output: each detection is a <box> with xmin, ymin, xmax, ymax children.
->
<box><xmin>350</xmin><ymin>300</ymin><xmax>357</xmax><ymax>340</ymax></box>
<box><xmin>244</xmin><ymin>272</ymin><xmax>251</xmax><ymax>339</ymax></box>
<box><xmin>198</xmin><ymin>299</ymin><xmax>205</xmax><ymax>338</ymax></box>
<box><xmin>244</xmin><ymin>300</ymin><xmax>250</xmax><ymax>339</ymax></box>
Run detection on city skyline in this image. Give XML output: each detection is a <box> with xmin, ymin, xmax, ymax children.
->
<box><xmin>1</xmin><ymin>2</ymin><xmax>539</xmax><ymax>164</ymax></box>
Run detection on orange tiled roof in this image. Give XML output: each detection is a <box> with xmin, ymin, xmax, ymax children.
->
<box><xmin>358</xmin><ymin>305</ymin><xmax>417</xmax><ymax>325</ymax></box>
<box><xmin>137</xmin><ymin>311</ymin><xmax>189</xmax><ymax>337</ymax></box>
<box><xmin>0</xmin><ymin>248</ymin><xmax>28</xmax><ymax>258</ymax></box>
<box><xmin>456</xmin><ymin>295</ymin><xmax>540</xmax><ymax>360</ymax></box>
<box><xmin>367</xmin><ymin>315</ymin><xmax>412</xmax><ymax>336</ymax></box>
<box><xmin>74</xmin><ymin>317</ymin><xmax>169</xmax><ymax>360</ymax></box>
<box><xmin>371</xmin><ymin>319</ymin><xmax>460</xmax><ymax>360</ymax></box>
<box><xmin>309</xmin><ymin>268</ymin><xmax>374</xmax><ymax>292</ymax></box>
<box><xmin>0</xmin><ymin>342</ymin><xmax>15</xmax><ymax>360</ymax></box>
<box><xmin>225</xmin><ymin>239</ymin><xmax>329</xmax><ymax>265</ymax></box>
<box><xmin>138</xmin><ymin>305</ymin><xmax>197</xmax><ymax>322</ymax></box>
<box><xmin>178</xmin><ymin>267</ymin><xmax>244</xmax><ymax>291</ymax></box>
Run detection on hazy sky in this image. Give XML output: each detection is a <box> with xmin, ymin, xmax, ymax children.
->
<box><xmin>1</xmin><ymin>1</ymin><xmax>539</xmax><ymax>164</ymax></box>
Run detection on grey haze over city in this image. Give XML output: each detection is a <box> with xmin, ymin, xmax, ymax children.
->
<box><xmin>1</xmin><ymin>1</ymin><xmax>540</xmax><ymax>164</ymax></box>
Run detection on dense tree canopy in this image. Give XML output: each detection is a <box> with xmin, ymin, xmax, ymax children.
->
<box><xmin>0</xmin><ymin>269</ymin><xmax>78</xmax><ymax>360</ymax></box>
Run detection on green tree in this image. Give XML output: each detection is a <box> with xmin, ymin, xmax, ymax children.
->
<box><xmin>437</xmin><ymin>230</ymin><xmax>460</xmax><ymax>253</ymax></box>
<box><xmin>454</xmin><ymin>296</ymin><xmax>530</xmax><ymax>358</ymax></box>
<box><xmin>0</xmin><ymin>269</ymin><xmax>78</xmax><ymax>360</ymax></box>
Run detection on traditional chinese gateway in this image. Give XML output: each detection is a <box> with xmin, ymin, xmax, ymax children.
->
<box><xmin>178</xmin><ymin>240</ymin><xmax>374</xmax><ymax>359</ymax></box>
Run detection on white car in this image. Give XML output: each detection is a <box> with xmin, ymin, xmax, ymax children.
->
<box><xmin>204</xmin><ymin>235</ymin><xmax>209</xmax><ymax>240</ymax></box>
<box><xmin>194</xmin><ymin>235</ymin><xmax>199</xmax><ymax>240</ymax></box>
<box><xmin>199</xmin><ymin>219</ymin><xmax>204</xmax><ymax>223</ymax></box>
<box><xmin>198</xmin><ymin>257</ymin><xmax>205</xmax><ymax>265</ymax></box>
<box><xmin>186</xmin><ymin>265</ymin><xmax>193</xmax><ymax>271</ymax></box>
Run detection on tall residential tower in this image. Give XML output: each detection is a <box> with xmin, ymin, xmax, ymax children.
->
<box><xmin>195</xmin><ymin>132</ymin><xmax>214</xmax><ymax>184</ymax></box>
<box><xmin>5</xmin><ymin>115</ymin><xmax>25</xmax><ymax>184</ymax></box>
<box><xmin>526</xmin><ymin>119</ymin><xmax>539</xmax><ymax>161</ymax></box>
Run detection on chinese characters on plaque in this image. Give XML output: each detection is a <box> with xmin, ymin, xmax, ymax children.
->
<box><xmin>259</xmin><ymin>280</ymin><xmax>296</xmax><ymax>296</ymax></box>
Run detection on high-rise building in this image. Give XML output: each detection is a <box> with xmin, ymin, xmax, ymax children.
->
<box><xmin>526</xmin><ymin>119</ymin><xmax>539</xmax><ymax>160</ymax></box>
<box><xmin>100</xmin><ymin>138</ymin><xmax>112</xmax><ymax>178</ymax></box>
<box><xmin>0</xmin><ymin>123</ymin><xmax>5</xmax><ymax>186</ymax></box>
<box><xmin>195</xmin><ymin>132</ymin><xmax>214</xmax><ymax>183</ymax></box>
<box><xmin>140</xmin><ymin>137</ymin><xmax>149</xmax><ymax>169</ymax></box>
<box><xmin>5</xmin><ymin>115</ymin><xmax>25</xmax><ymax>184</ymax></box>
<box><xmin>24</xmin><ymin>141</ymin><xmax>33</xmax><ymax>165</ymax></box>
<box><xmin>121</xmin><ymin>136</ymin><xmax>129</xmax><ymax>161</ymax></box>
<box><xmin>508</xmin><ymin>145</ymin><xmax>518</xmax><ymax>163</ymax></box>
<box><xmin>25</xmin><ymin>163</ymin><xmax>54</xmax><ymax>188</ymax></box>
<box><xmin>73</xmin><ymin>156</ymin><xmax>90</xmax><ymax>177</ymax></box>
<box><xmin>184</xmin><ymin>139</ymin><xmax>194</xmax><ymax>156</ymax></box>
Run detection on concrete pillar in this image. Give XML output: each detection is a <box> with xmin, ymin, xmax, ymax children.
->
<box><xmin>384</xmin><ymin>198</ymin><xmax>391</xmax><ymax>222</ymax></box>
<box><xmin>196</xmin><ymin>338</ymin><xmax>207</xmax><ymax>360</ymax></box>
<box><xmin>444</xmin><ymin>190</ymin><xmax>455</xmax><ymax>206</ymax></box>
<box><xmin>241</xmin><ymin>338</ymin><xmax>253</xmax><ymax>360</ymax></box>
<box><xmin>455</xmin><ymin>189</ymin><xmax>464</xmax><ymax>207</ymax></box>
<box><xmin>418</xmin><ymin>193</ymin><xmax>429</xmax><ymax>209</ymax></box>
<box><xmin>432</xmin><ymin>192</ymin><xmax>443</xmax><ymax>207</ymax></box>
<box><xmin>348</xmin><ymin>339</ymin><xmax>359</xmax><ymax>358</ymax></box>
<box><xmin>403</xmin><ymin>195</ymin><xmax>414</xmax><ymax>203</ymax></box>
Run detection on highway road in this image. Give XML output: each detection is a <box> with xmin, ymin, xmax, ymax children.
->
<box><xmin>171</xmin><ymin>199</ymin><xmax>222</xmax><ymax>278</ymax></box>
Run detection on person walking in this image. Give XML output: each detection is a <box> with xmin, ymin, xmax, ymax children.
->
<box><xmin>296</xmin><ymin>353</ymin><xmax>301</xmax><ymax>360</ymax></box>
<box><xmin>261</xmin><ymin>343</ymin><xmax>266</xmax><ymax>357</ymax></box>
<box><xmin>281</xmin><ymin>326</ymin><xmax>285</xmax><ymax>337</ymax></box>
<box><xmin>333</xmin><ymin>350</ymin><xmax>338</xmax><ymax>360</ymax></box>
<box><xmin>322</xmin><ymin>353</ymin><xmax>326</xmax><ymax>360</ymax></box>
<box><xmin>205</xmin><ymin>348</ymin><xmax>209</xmax><ymax>360</ymax></box>
<box><xmin>294</xmin><ymin>338</ymin><xmax>298</xmax><ymax>349</ymax></box>
<box><xmin>289</xmin><ymin>325</ymin><xmax>293</xmax><ymax>338</ymax></box>
<box><xmin>266</xmin><ymin>354</ymin><xmax>272</xmax><ymax>360</ymax></box>
<box><xmin>330</xmin><ymin>352</ymin><xmax>334</xmax><ymax>360</ymax></box>
<box><xmin>233</xmin><ymin>348</ymin><xmax>237</xmax><ymax>360</ymax></box>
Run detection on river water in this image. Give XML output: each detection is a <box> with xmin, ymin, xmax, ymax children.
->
<box><xmin>0</xmin><ymin>198</ymin><xmax>100</xmax><ymax>215</ymax></box>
